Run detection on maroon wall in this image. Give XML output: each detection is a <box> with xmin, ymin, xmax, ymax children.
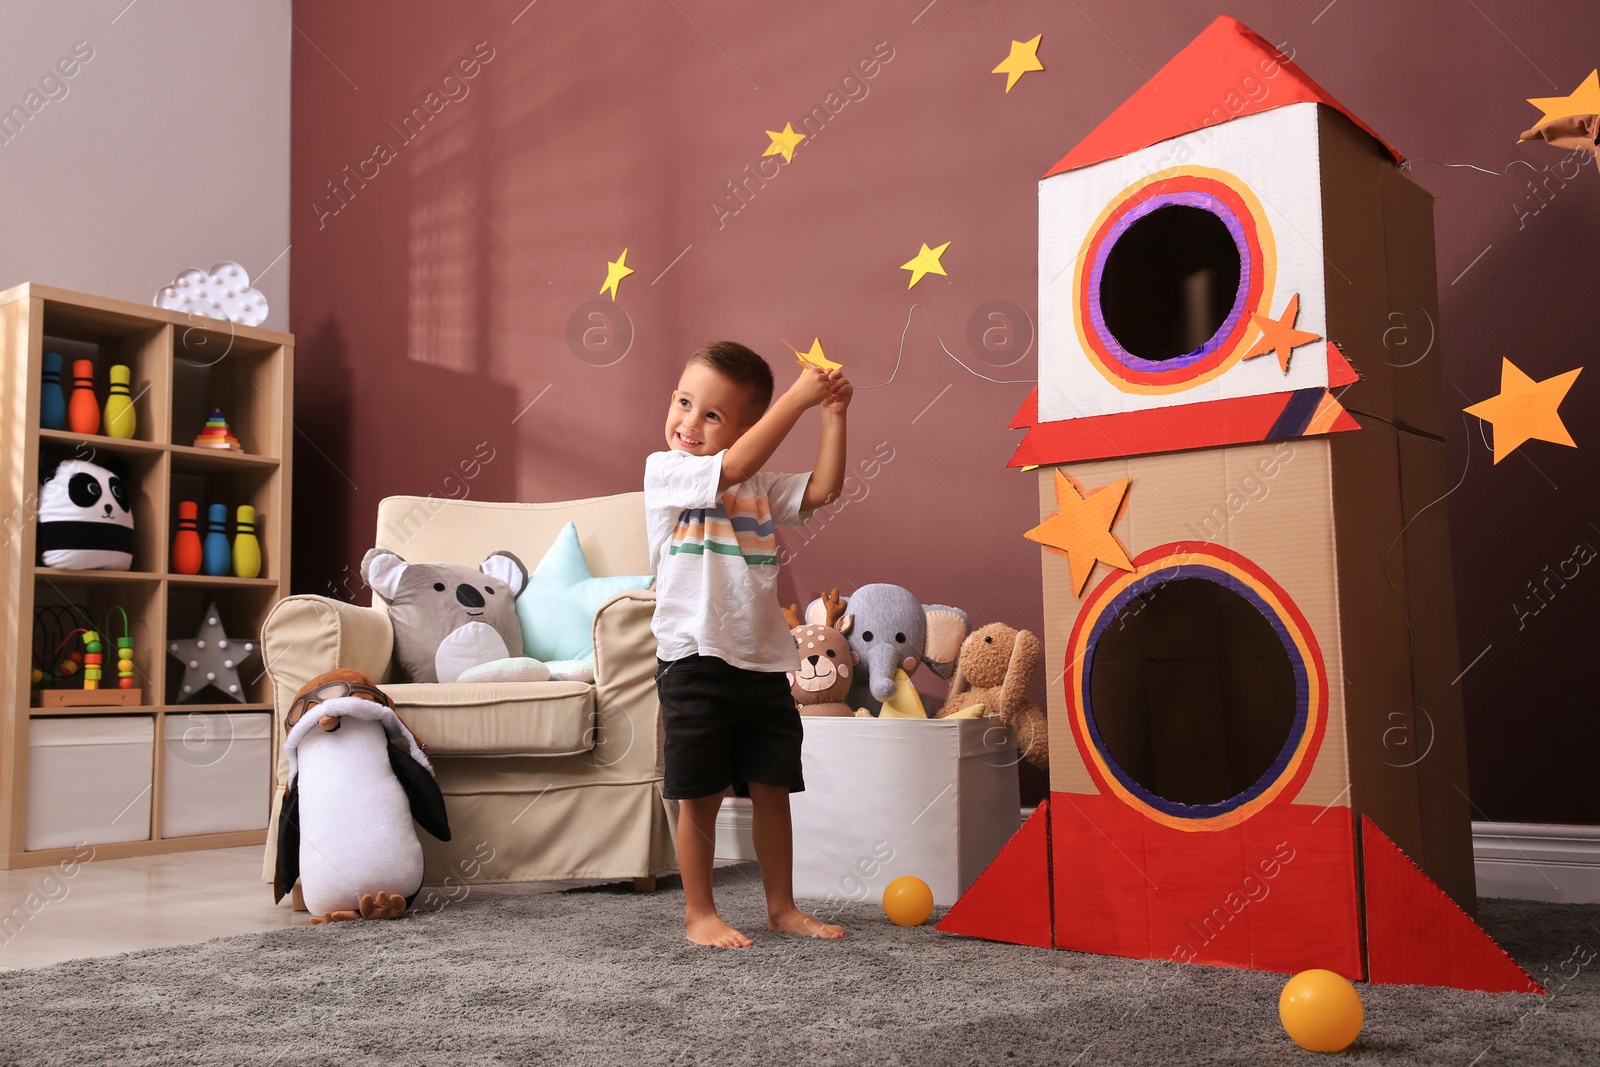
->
<box><xmin>290</xmin><ymin>1</ymin><xmax>1599</xmax><ymax>823</ymax></box>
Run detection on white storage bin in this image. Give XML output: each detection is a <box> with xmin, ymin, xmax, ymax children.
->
<box><xmin>27</xmin><ymin>716</ymin><xmax>154</xmax><ymax>851</ymax></box>
<box><xmin>161</xmin><ymin>711</ymin><xmax>272</xmax><ymax>837</ymax></box>
<box><xmin>789</xmin><ymin>716</ymin><xmax>1022</xmax><ymax>908</ymax></box>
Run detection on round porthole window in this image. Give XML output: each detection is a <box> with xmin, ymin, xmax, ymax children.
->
<box><xmin>1073</xmin><ymin>167</ymin><xmax>1276</xmax><ymax>394</ymax></box>
<box><xmin>1063</xmin><ymin>543</ymin><xmax>1326</xmax><ymax>830</ymax></box>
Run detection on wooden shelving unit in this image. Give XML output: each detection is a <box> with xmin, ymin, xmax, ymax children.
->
<box><xmin>0</xmin><ymin>283</ymin><xmax>293</xmax><ymax>869</ymax></box>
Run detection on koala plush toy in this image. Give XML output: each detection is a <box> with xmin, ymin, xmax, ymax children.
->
<box><xmin>361</xmin><ymin>548</ymin><xmax>549</xmax><ymax>684</ymax></box>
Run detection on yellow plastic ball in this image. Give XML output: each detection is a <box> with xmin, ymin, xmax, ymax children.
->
<box><xmin>117</xmin><ymin>659</ymin><xmax>133</xmax><ymax>672</ymax></box>
<box><xmin>31</xmin><ymin>669</ymin><xmax>44</xmax><ymax>684</ymax></box>
<box><xmin>882</xmin><ymin>875</ymin><xmax>934</xmax><ymax>927</ymax></box>
<box><xmin>1279</xmin><ymin>969</ymin><xmax>1364</xmax><ymax>1053</ymax></box>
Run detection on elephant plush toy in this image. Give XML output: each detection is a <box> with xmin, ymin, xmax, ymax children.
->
<box><xmin>805</xmin><ymin>583</ymin><xmax>968</xmax><ymax>716</ymax></box>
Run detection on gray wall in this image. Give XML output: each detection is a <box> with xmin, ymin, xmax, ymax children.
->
<box><xmin>0</xmin><ymin>1</ymin><xmax>290</xmax><ymax>330</ymax></box>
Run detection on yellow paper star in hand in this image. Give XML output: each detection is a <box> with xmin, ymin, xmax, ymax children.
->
<box><xmin>1525</xmin><ymin>70</ymin><xmax>1600</xmax><ymax>129</ymax></box>
<box><xmin>1025</xmin><ymin>471</ymin><xmax>1133</xmax><ymax>596</ymax></box>
<box><xmin>1464</xmin><ymin>358</ymin><xmax>1582</xmax><ymax>464</ymax></box>
<box><xmin>992</xmin><ymin>33</ymin><xmax>1044</xmax><ymax>93</ymax></box>
<box><xmin>763</xmin><ymin>122</ymin><xmax>806</xmax><ymax>163</ymax></box>
<box><xmin>1243</xmin><ymin>293</ymin><xmax>1321</xmax><ymax>373</ymax></box>
<box><xmin>599</xmin><ymin>248</ymin><xmax>634</xmax><ymax>301</ymax></box>
<box><xmin>790</xmin><ymin>338</ymin><xmax>842</xmax><ymax>373</ymax></box>
<box><xmin>900</xmin><ymin>241</ymin><xmax>951</xmax><ymax>289</ymax></box>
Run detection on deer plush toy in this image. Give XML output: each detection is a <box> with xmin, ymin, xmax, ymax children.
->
<box><xmin>937</xmin><ymin>622</ymin><xmax>1049</xmax><ymax>768</ymax></box>
<box><xmin>783</xmin><ymin>589</ymin><xmax>857</xmax><ymax>717</ymax></box>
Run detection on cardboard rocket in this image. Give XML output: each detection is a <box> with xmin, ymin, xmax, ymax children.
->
<box><xmin>940</xmin><ymin>15</ymin><xmax>1542</xmax><ymax>995</ymax></box>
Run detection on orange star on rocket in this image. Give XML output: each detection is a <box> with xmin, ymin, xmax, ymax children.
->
<box><xmin>1463</xmin><ymin>358</ymin><xmax>1582</xmax><ymax>464</ymax></box>
<box><xmin>1025</xmin><ymin>471</ymin><xmax>1133</xmax><ymax>596</ymax></box>
<box><xmin>1243</xmin><ymin>293</ymin><xmax>1321</xmax><ymax>373</ymax></box>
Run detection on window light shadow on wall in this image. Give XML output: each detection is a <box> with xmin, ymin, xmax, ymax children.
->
<box><xmin>408</xmin><ymin>121</ymin><xmax>479</xmax><ymax>374</ymax></box>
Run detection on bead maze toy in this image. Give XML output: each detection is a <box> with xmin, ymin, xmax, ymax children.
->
<box><xmin>33</xmin><ymin>604</ymin><xmax>142</xmax><ymax>708</ymax></box>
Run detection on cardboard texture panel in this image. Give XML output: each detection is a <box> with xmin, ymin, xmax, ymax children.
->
<box><xmin>1043</xmin><ymin>15</ymin><xmax>1401</xmax><ymax>178</ymax></box>
<box><xmin>1380</xmin><ymin>166</ymin><xmax>1448</xmax><ymax>438</ymax></box>
<box><xmin>1325</xmin><ymin>418</ymin><xmax>1477</xmax><ymax>902</ymax></box>
<box><xmin>1317</xmin><ymin>107</ymin><xmax>1399</xmax><ymax>427</ymax></box>
<box><xmin>935</xmin><ymin>800</ymin><xmax>1053</xmax><ymax>949</ymax></box>
<box><xmin>1362</xmin><ymin>816</ymin><xmax>1544</xmax><ymax>994</ymax></box>
<box><xmin>1049</xmin><ymin>793</ymin><xmax>1363</xmax><ymax>978</ymax></box>
<box><xmin>1396</xmin><ymin>432</ymin><xmax>1476</xmax><ymax>910</ymax></box>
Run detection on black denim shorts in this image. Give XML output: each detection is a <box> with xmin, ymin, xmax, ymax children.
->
<box><xmin>654</xmin><ymin>653</ymin><xmax>805</xmax><ymax>800</ymax></box>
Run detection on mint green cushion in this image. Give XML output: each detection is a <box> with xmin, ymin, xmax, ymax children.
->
<box><xmin>515</xmin><ymin>522</ymin><xmax>653</xmax><ymax>664</ymax></box>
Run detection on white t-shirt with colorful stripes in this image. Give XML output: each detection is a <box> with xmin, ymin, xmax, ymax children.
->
<box><xmin>644</xmin><ymin>449</ymin><xmax>814</xmax><ymax>672</ymax></box>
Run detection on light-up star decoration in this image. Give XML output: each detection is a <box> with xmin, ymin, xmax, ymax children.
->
<box><xmin>167</xmin><ymin>602</ymin><xmax>258</xmax><ymax>703</ymax></box>
<box><xmin>1525</xmin><ymin>70</ymin><xmax>1600</xmax><ymax>128</ymax></box>
<box><xmin>992</xmin><ymin>34</ymin><xmax>1044</xmax><ymax>93</ymax></box>
<box><xmin>900</xmin><ymin>241</ymin><xmax>951</xmax><ymax>289</ymax></box>
<box><xmin>790</xmin><ymin>337</ymin><xmax>842</xmax><ymax>373</ymax></box>
<box><xmin>1463</xmin><ymin>358</ymin><xmax>1582</xmax><ymax>464</ymax></box>
<box><xmin>1025</xmin><ymin>471</ymin><xmax>1134</xmax><ymax>596</ymax></box>
<box><xmin>1243</xmin><ymin>293</ymin><xmax>1321</xmax><ymax>373</ymax></box>
<box><xmin>763</xmin><ymin>122</ymin><xmax>806</xmax><ymax>163</ymax></box>
<box><xmin>599</xmin><ymin>248</ymin><xmax>634</xmax><ymax>301</ymax></box>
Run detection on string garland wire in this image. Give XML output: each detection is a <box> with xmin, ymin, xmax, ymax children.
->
<box><xmin>854</xmin><ymin>302</ymin><xmax>1037</xmax><ymax>391</ymax></box>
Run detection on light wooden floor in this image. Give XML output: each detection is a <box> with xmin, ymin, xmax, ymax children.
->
<box><xmin>0</xmin><ymin>846</ymin><xmax>578</xmax><ymax>971</ymax></box>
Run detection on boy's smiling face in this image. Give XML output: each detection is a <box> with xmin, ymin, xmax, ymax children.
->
<box><xmin>665</xmin><ymin>361</ymin><xmax>756</xmax><ymax>456</ymax></box>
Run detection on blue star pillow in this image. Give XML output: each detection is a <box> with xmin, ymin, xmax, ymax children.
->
<box><xmin>515</xmin><ymin>522</ymin><xmax>653</xmax><ymax>667</ymax></box>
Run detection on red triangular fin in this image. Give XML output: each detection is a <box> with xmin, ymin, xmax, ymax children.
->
<box><xmin>936</xmin><ymin>800</ymin><xmax>1052</xmax><ymax>948</ymax></box>
<box><xmin>1362</xmin><ymin>816</ymin><xmax>1545</xmax><ymax>994</ymax></box>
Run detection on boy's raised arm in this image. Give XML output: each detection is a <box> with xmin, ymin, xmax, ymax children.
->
<box><xmin>801</xmin><ymin>376</ymin><xmax>851</xmax><ymax>511</ymax></box>
<box><xmin>719</xmin><ymin>367</ymin><xmax>833</xmax><ymax>491</ymax></box>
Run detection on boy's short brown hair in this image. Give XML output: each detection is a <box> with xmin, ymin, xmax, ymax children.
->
<box><xmin>687</xmin><ymin>341</ymin><xmax>773</xmax><ymax>427</ymax></box>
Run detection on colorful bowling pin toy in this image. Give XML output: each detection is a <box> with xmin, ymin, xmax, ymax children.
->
<box><xmin>104</xmin><ymin>364</ymin><xmax>137</xmax><ymax>439</ymax></box>
<box><xmin>40</xmin><ymin>352</ymin><xmax>67</xmax><ymax>430</ymax></box>
<box><xmin>202</xmin><ymin>503</ymin><xmax>231</xmax><ymax>577</ymax></box>
<box><xmin>68</xmin><ymin>360</ymin><xmax>99</xmax><ymax>434</ymax></box>
<box><xmin>233</xmin><ymin>505</ymin><xmax>261</xmax><ymax>579</ymax></box>
<box><xmin>172</xmin><ymin>501</ymin><xmax>203</xmax><ymax>574</ymax></box>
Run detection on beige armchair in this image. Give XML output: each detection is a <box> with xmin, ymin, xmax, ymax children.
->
<box><xmin>259</xmin><ymin>492</ymin><xmax>676</xmax><ymax>889</ymax></box>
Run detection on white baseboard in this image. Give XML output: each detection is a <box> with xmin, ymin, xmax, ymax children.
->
<box><xmin>714</xmin><ymin>799</ymin><xmax>755</xmax><ymax>862</ymax></box>
<box><xmin>723</xmin><ymin>804</ymin><xmax>1600</xmax><ymax>905</ymax></box>
<box><xmin>1472</xmin><ymin>820</ymin><xmax>1600</xmax><ymax>904</ymax></box>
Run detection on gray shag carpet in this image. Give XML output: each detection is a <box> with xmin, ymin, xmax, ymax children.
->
<box><xmin>0</xmin><ymin>867</ymin><xmax>1595</xmax><ymax>1066</ymax></box>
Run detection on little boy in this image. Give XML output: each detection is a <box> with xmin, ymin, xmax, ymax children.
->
<box><xmin>644</xmin><ymin>340</ymin><xmax>852</xmax><ymax>948</ymax></box>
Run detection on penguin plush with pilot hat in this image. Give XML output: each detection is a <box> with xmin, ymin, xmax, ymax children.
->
<box><xmin>273</xmin><ymin>668</ymin><xmax>450</xmax><ymax>923</ymax></box>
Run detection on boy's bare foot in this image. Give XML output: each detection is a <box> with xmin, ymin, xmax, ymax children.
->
<box><xmin>686</xmin><ymin>911</ymin><xmax>754</xmax><ymax>948</ymax></box>
<box><xmin>768</xmin><ymin>907</ymin><xmax>844</xmax><ymax>939</ymax></box>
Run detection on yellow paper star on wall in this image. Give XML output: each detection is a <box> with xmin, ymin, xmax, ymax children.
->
<box><xmin>790</xmin><ymin>338</ymin><xmax>842</xmax><ymax>373</ymax></box>
<box><xmin>763</xmin><ymin>122</ymin><xmax>806</xmax><ymax>163</ymax></box>
<box><xmin>1526</xmin><ymin>70</ymin><xmax>1600</xmax><ymax>128</ymax></box>
<box><xmin>1025</xmin><ymin>471</ymin><xmax>1133</xmax><ymax>596</ymax></box>
<box><xmin>992</xmin><ymin>34</ymin><xmax>1044</xmax><ymax>93</ymax></box>
<box><xmin>900</xmin><ymin>241</ymin><xmax>951</xmax><ymax>289</ymax></box>
<box><xmin>1463</xmin><ymin>358</ymin><xmax>1582</xmax><ymax>464</ymax></box>
<box><xmin>1243</xmin><ymin>293</ymin><xmax>1321</xmax><ymax>373</ymax></box>
<box><xmin>599</xmin><ymin>248</ymin><xmax>634</xmax><ymax>301</ymax></box>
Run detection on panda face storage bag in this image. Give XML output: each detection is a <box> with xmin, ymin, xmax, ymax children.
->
<box><xmin>38</xmin><ymin>449</ymin><xmax>135</xmax><ymax>570</ymax></box>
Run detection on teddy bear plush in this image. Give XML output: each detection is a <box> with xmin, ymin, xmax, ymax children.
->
<box><xmin>937</xmin><ymin>622</ymin><xmax>1049</xmax><ymax>768</ymax></box>
<box><xmin>783</xmin><ymin>589</ymin><xmax>857</xmax><ymax>717</ymax></box>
